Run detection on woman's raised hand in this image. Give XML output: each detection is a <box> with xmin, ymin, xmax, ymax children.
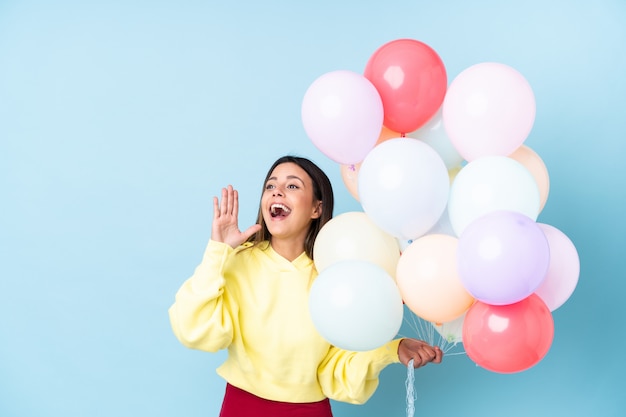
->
<box><xmin>212</xmin><ymin>185</ymin><xmax>262</xmax><ymax>248</ymax></box>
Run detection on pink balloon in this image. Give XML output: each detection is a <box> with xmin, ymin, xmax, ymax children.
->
<box><xmin>442</xmin><ymin>62</ymin><xmax>536</xmax><ymax>161</ymax></box>
<box><xmin>463</xmin><ymin>294</ymin><xmax>554</xmax><ymax>373</ymax></box>
<box><xmin>534</xmin><ymin>223</ymin><xmax>580</xmax><ymax>311</ymax></box>
<box><xmin>457</xmin><ymin>210</ymin><xmax>550</xmax><ymax>305</ymax></box>
<box><xmin>364</xmin><ymin>38</ymin><xmax>447</xmax><ymax>134</ymax></box>
<box><xmin>302</xmin><ymin>70</ymin><xmax>383</xmax><ymax>165</ymax></box>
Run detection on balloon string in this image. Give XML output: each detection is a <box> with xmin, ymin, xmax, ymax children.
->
<box><xmin>406</xmin><ymin>359</ymin><xmax>415</xmax><ymax>417</ymax></box>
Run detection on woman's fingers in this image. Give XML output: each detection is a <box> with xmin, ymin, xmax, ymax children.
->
<box><xmin>213</xmin><ymin>196</ymin><xmax>220</xmax><ymax>220</ymax></box>
<box><xmin>414</xmin><ymin>346</ymin><xmax>442</xmax><ymax>367</ymax></box>
<box><xmin>413</xmin><ymin>350</ymin><xmax>432</xmax><ymax>367</ymax></box>
<box><xmin>433</xmin><ymin>346</ymin><xmax>443</xmax><ymax>363</ymax></box>
<box><xmin>220</xmin><ymin>186</ymin><xmax>229</xmax><ymax>216</ymax></box>
<box><xmin>399</xmin><ymin>339</ymin><xmax>444</xmax><ymax>368</ymax></box>
<box><xmin>216</xmin><ymin>185</ymin><xmax>237</xmax><ymax>218</ymax></box>
<box><xmin>232</xmin><ymin>188</ymin><xmax>239</xmax><ymax>218</ymax></box>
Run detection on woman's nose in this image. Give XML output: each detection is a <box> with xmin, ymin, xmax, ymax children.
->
<box><xmin>272</xmin><ymin>188</ymin><xmax>283</xmax><ymax>197</ymax></box>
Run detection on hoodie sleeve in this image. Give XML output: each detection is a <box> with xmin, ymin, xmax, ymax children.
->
<box><xmin>316</xmin><ymin>339</ymin><xmax>402</xmax><ymax>404</ymax></box>
<box><xmin>168</xmin><ymin>240</ymin><xmax>236</xmax><ymax>352</ymax></box>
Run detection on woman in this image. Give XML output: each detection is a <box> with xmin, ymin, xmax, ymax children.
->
<box><xmin>169</xmin><ymin>155</ymin><xmax>442</xmax><ymax>416</ymax></box>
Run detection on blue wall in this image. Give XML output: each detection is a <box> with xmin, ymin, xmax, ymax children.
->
<box><xmin>1</xmin><ymin>0</ymin><xmax>624</xmax><ymax>416</ymax></box>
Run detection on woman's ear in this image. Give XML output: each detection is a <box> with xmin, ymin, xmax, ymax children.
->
<box><xmin>311</xmin><ymin>201</ymin><xmax>322</xmax><ymax>219</ymax></box>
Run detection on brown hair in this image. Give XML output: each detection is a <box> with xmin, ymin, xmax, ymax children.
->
<box><xmin>245</xmin><ymin>155</ymin><xmax>334</xmax><ymax>259</ymax></box>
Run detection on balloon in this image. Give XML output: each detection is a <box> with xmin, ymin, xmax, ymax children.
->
<box><xmin>534</xmin><ymin>223</ymin><xmax>580</xmax><ymax>311</ymax></box>
<box><xmin>339</xmin><ymin>163</ymin><xmax>361</xmax><ymax>201</ymax></box>
<box><xmin>309</xmin><ymin>260</ymin><xmax>404</xmax><ymax>351</ymax></box>
<box><xmin>462</xmin><ymin>295</ymin><xmax>554</xmax><ymax>373</ymax></box>
<box><xmin>396</xmin><ymin>234</ymin><xmax>474</xmax><ymax>323</ymax></box>
<box><xmin>376</xmin><ymin>125</ymin><xmax>403</xmax><ymax>146</ymax></box>
<box><xmin>358</xmin><ymin>138</ymin><xmax>450</xmax><ymax>240</ymax></box>
<box><xmin>448</xmin><ymin>155</ymin><xmax>541</xmax><ymax>236</ymax></box>
<box><xmin>457</xmin><ymin>210</ymin><xmax>550</xmax><ymax>305</ymax></box>
<box><xmin>432</xmin><ymin>311</ymin><xmax>466</xmax><ymax>344</ymax></box>
<box><xmin>442</xmin><ymin>62</ymin><xmax>536</xmax><ymax>161</ymax></box>
<box><xmin>301</xmin><ymin>70</ymin><xmax>383</xmax><ymax>164</ymax></box>
<box><xmin>447</xmin><ymin>165</ymin><xmax>462</xmax><ymax>184</ymax></box>
<box><xmin>340</xmin><ymin>161</ymin><xmax>459</xmax><ymax>205</ymax></box>
<box><xmin>425</xmin><ymin>204</ymin><xmax>456</xmax><ymax>237</ymax></box>
<box><xmin>396</xmin><ymin>238</ymin><xmax>412</xmax><ymax>253</ymax></box>
<box><xmin>410</xmin><ymin>108</ymin><xmax>464</xmax><ymax>169</ymax></box>
<box><xmin>508</xmin><ymin>145</ymin><xmax>550</xmax><ymax>212</ymax></box>
<box><xmin>313</xmin><ymin>211</ymin><xmax>400</xmax><ymax>279</ymax></box>
<box><xmin>364</xmin><ymin>38</ymin><xmax>447</xmax><ymax>133</ymax></box>
<box><xmin>338</xmin><ymin>125</ymin><xmax>404</xmax><ymax>201</ymax></box>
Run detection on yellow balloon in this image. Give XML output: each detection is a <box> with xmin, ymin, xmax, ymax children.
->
<box><xmin>313</xmin><ymin>212</ymin><xmax>400</xmax><ymax>279</ymax></box>
<box><xmin>396</xmin><ymin>234</ymin><xmax>474</xmax><ymax>323</ymax></box>
<box><xmin>508</xmin><ymin>145</ymin><xmax>550</xmax><ymax>212</ymax></box>
<box><xmin>448</xmin><ymin>165</ymin><xmax>462</xmax><ymax>184</ymax></box>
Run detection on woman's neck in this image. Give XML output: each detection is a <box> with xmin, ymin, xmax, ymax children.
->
<box><xmin>270</xmin><ymin>237</ymin><xmax>306</xmax><ymax>262</ymax></box>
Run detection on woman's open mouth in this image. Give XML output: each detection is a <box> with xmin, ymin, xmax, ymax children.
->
<box><xmin>270</xmin><ymin>203</ymin><xmax>292</xmax><ymax>218</ymax></box>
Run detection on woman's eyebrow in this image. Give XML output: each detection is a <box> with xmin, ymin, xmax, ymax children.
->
<box><xmin>267</xmin><ymin>175</ymin><xmax>304</xmax><ymax>183</ymax></box>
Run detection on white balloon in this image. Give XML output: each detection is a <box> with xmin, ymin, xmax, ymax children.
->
<box><xmin>432</xmin><ymin>312</ymin><xmax>466</xmax><ymax>344</ymax></box>
<box><xmin>448</xmin><ymin>156</ymin><xmax>540</xmax><ymax>236</ymax></box>
<box><xmin>425</xmin><ymin>204</ymin><xmax>456</xmax><ymax>237</ymax></box>
<box><xmin>309</xmin><ymin>260</ymin><xmax>404</xmax><ymax>351</ymax></box>
<box><xmin>313</xmin><ymin>211</ymin><xmax>400</xmax><ymax>279</ymax></box>
<box><xmin>396</xmin><ymin>238</ymin><xmax>412</xmax><ymax>253</ymax></box>
<box><xmin>358</xmin><ymin>138</ymin><xmax>450</xmax><ymax>241</ymax></box>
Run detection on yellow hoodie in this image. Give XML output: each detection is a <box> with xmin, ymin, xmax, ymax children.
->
<box><xmin>168</xmin><ymin>239</ymin><xmax>401</xmax><ymax>404</ymax></box>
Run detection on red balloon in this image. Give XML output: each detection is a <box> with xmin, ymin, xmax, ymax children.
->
<box><xmin>364</xmin><ymin>39</ymin><xmax>447</xmax><ymax>133</ymax></box>
<box><xmin>462</xmin><ymin>294</ymin><xmax>554</xmax><ymax>373</ymax></box>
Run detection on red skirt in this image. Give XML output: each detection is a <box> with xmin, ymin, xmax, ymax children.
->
<box><xmin>219</xmin><ymin>383</ymin><xmax>334</xmax><ymax>417</ymax></box>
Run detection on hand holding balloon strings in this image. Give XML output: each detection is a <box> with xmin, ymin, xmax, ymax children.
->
<box><xmin>398</xmin><ymin>338</ymin><xmax>443</xmax><ymax>368</ymax></box>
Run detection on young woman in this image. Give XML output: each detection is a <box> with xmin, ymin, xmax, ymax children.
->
<box><xmin>169</xmin><ymin>155</ymin><xmax>443</xmax><ymax>417</ymax></box>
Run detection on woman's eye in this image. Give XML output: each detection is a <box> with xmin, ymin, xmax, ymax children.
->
<box><xmin>265</xmin><ymin>184</ymin><xmax>275</xmax><ymax>190</ymax></box>
<box><xmin>287</xmin><ymin>184</ymin><xmax>299</xmax><ymax>189</ymax></box>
